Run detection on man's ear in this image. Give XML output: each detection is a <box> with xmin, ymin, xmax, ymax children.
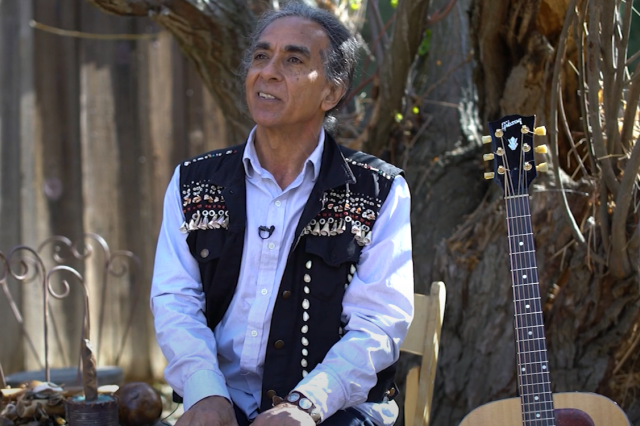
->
<box><xmin>322</xmin><ymin>84</ymin><xmax>347</xmax><ymax>112</ymax></box>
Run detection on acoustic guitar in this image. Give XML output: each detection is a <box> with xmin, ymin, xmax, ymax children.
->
<box><xmin>459</xmin><ymin>115</ymin><xmax>630</xmax><ymax>426</ymax></box>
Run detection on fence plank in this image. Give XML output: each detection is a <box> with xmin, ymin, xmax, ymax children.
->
<box><xmin>0</xmin><ymin>0</ymin><xmax>25</xmax><ymax>374</ymax></box>
<box><xmin>0</xmin><ymin>0</ymin><xmax>228</xmax><ymax>381</ymax></box>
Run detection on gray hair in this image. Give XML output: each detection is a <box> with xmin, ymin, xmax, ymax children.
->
<box><xmin>240</xmin><ymin>1</ymin><xmax>360</xmax><ymax>128</ymax></box>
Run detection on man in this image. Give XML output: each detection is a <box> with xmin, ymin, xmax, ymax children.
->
<box><xmin>151</xmin><ymin>3</ymin><xmax>414</xmax><ymax>425</ymax></box>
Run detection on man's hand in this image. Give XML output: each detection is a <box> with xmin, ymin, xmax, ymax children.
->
<box><xmin>175</xmin><ymin>395</ymin><xmax>239</xmax><ymax>426</ymax></box>
<box><xmin>251</xmin><ymin>403</ymin><xmax>317</xmax><ymax>426</ymax></box>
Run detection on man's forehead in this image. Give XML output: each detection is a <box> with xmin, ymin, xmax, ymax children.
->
<box><xmin>257</xmin><ymin>17</ymin><xmax>329</xmax><ymax>50</ymax></box>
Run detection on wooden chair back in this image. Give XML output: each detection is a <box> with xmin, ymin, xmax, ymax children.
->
<box><xmin>400</xmin><ymin>281</ymin><xmax>446</xmax><ymax>426</ymax></box>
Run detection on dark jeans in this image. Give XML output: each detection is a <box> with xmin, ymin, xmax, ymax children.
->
<box><xmin>233</xmin><ymin>404</ymin><xmax>376</xmax><ymax>426</ymax></box>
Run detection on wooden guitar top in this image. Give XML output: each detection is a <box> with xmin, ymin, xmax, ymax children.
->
<box><xmin>459</xmin><ymin>392</ymin><xmax>630</xmax><ymax>426</ymax></box>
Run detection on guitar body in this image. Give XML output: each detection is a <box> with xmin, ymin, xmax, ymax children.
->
<box><xmin>459</xmin><ymin>392</ymin><xmax>630</xmax><ymax>426</ymax></box>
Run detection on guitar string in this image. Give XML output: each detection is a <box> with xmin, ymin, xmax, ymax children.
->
<box><xmin>515</xmin><ymin>130</ymin><xmax>539</xmax><ymax>424</ymax></box>
<box><xmin>516</xmin><ymin>127</ymin><xmax>554</xmax><ymax>425</ymax></box>
<box><xmin>497</xmin><ymin>131</ymin><xmax>529</xmax><ymax>425</ymax></box>
<box><xmin>517</xmin><ymin>131</ymin><xmax>542</xmax><ymax>425</ymax></box>
<box><xmin>502</xmin><ymin>124</ymin><xmax>555</xmax><ymax>425</ymax></box>
<box><xmin>515</xmin><ymin>128</ymin><xmax>548</xmax><ymax>425</ymax></box>
<box><xmin>514</xmin><ymin>131</ymin><xmax>539</xmax><ymax>424</ymax></box>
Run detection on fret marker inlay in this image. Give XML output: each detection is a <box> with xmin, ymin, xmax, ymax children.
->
<box><xmin>489</xmin><ymin>115</ymin><xmax>556</xmax><ymax>425</ymax></box>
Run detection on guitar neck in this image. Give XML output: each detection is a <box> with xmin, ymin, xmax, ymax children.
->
<box><xmin>506</xmin><ymin>193</ymin><xmax>556</xmax><ymax>425</ymax></box>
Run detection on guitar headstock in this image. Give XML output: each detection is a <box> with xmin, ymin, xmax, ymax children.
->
<box><xmin>482</xmin><ymin>114</ymin><xmax>548</xmax><ymax>196</ymax></box>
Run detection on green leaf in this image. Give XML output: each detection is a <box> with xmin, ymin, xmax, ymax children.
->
<box><xmin>412</xmin><ymin>106</ymin><xmax>419</xmax><ymax>115</ymax></box>
<box><xmin>394</xmin><ymin>112</ymin><xmax>403</xmax><ymax>122</ymax></box>
<box><xmin>349</xmin><ymin>0</ymin><xmax>361</xmax><ymax>10</ymax></box>
<box><xmin>418</xmin><ymin>29</ymin><xmax>432</xmax><ymax>56</ymax></box>
<box><xmin>390</xmin><ymin>0</ymin><xmax>398</xmax><ymax>8</ymax></box>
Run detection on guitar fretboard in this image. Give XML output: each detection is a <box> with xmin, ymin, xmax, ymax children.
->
<box><xmin>506</xmin><ymin>194</ymin><xmax>555</xmax><ymax>426</ymax></box>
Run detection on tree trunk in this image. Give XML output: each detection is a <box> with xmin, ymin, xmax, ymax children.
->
<box><xmin>427</xmin><ymin>0</ymin><xmax>640</xmax><ymax>424</ymax></box>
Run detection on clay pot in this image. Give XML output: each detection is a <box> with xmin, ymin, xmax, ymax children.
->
<box><xmin>114</xmin><ymin>383</ymin><xmax>162</xmax><ymax>426</ymax></box>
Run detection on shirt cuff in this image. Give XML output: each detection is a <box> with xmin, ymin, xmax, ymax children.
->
<box><xmin>183</xmin><ymin>369</ymin><xmax>231</xmax><ymax>411</ymax></box>
<box><xmin>294</xmin><ymin>369</ymin><xmax>346</xmax><ymax>422</ymax></box>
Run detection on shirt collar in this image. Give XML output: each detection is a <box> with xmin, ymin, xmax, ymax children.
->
<box><xmin>242</xmin><ymin>126</ymin><xmax>325</xmax><ymax>183</ymax></box>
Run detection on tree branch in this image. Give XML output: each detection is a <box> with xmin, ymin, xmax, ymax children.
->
<box><xmin>575</xmin><ymin>0</ymin><xmax>596</xmax><ymax>171</ymax></box>
<box><xmin>620</xmin><ymin>60</ymin><xmax>640</xmax><ymax>153</ymax></box>
<box><xmin>366</xmin><ymin>4</ymin><xmax>385</xmax><ymax>66</ymax></box>
<box><xmin>84</xmin><ymin>0</ymin><xmax>255</xmax><ymax>143</ymax></box>
<box><xmin>600</xmin><ymin>0</ymin><xmax>617</xmax><ymax>153</ymax></box>
<box><xmin>548</xmin><ymin>0</ymin><xmax>586</xmax><ymax>246</ymax></box>
<box><xmin>586</xmin><ymin>0</ymin><xmax>620</xmax><ymax>198</ymax></box>
<box><xmin>426</xmin><ymin>0</ymin><xmax>457</xmax><ymax>25</ymax></box>
<box><xmin>558</xmin><ymin>82</ymin><xmax>589</xmax><ymax>177</ymax></box>
<box><xmin>609</xmin><ymin>0</ymin><xmax>633</xmax><ymax>153</ymax></box>
<box><xmin>610</xmin><ymin>133</ymin><xmax>640</xmax><ymax>277</ymax></box>
<box><xmin>368</xmin><ymin>0</ymin><xmax>390</xmax><ymax>52</ymax></box>
<box><xmin>365</xmin><ymin>0</ymin><xmax>433</xmax><ymax>156</ymax></box>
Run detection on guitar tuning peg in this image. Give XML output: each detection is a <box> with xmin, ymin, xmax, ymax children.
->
<box><xmin>534</xmin><ymin>145</ymin><xmax>548</xmax><ymax>154</ymax></box>
<box><xmin>483</xmin><ymin>153</ymin><xmax>494</xmax><ymax>161</ymax></box>
<box><xmin>484</xmin><ymin>172</ymin><xmax>495</xmax><ymax>180</ymax></box>
<box><xmin>534</xmin><ymin>126</ymin><xmax>546</xmax><ymax>136</ymax></box>
<box><xmin>482</xmin><ymin>135</ymin><xmax>492</xmax><ymax>144</ymax></box>
<box><xmin>536</xmin><ymin>162</ymin><xmax>548</xmax><ymax>172</ymax></box>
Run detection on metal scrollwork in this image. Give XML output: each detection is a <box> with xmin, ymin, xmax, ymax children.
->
<box><xmin>5</xmin><ymin>245</ymin><xmax>53</xmax><ymax>381</ymax></box>
<box><xmin>108</xmin><ymin>250</ymin><xmax>141</xmax><ymax>365</ymax></box>
<box><xmin>0</xmin><ymin>251</ymin><xmax>44</xmax><ymax>370</ymax></box>
<box><xmin>46</xmin><ymin>265</ymin><xmax>97</xmax><ymax>400</ymax></box>
<box><xmin>38</xmin><ymin>236</ymin><xmax>74</xmax><ymax>265</ymax></box>
<box><xmin>3</xmin><ymin>233</ymin><xmax>140</xmax><ymax>382</ymax></box>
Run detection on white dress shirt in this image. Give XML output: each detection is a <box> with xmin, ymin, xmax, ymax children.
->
<box><xmin>151</xmin><ymin>128</ymin><xmax>414</xmax><ymax>425</ymax></box>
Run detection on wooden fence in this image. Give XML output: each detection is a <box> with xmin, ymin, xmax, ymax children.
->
<box><xmin>0</xmin><ymin>0</ymin><xmax>230</xmax><ymax>381</ymax></box>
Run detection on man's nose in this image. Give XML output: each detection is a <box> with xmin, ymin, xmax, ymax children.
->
<box><xmin>260</xmin><ymin>58</ymin><xmax>282</xmax><ymax>81</ymax></box>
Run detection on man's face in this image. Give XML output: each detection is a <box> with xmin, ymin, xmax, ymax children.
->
<box><xmin>245</xmin><ymin>16</ymin><xmax>342</xmax><ymax>131</ymax></box>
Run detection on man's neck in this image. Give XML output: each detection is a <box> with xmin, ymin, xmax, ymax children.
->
<box><xmin>254</xmin><ymin>125</ymin><xmax>323</xmax><ymax>189</ymax></box>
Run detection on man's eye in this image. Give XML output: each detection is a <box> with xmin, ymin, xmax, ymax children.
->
<box><xmin>254</xmin><ymin>53</ymin><xmax>267</xmax><ymax>60</ymax></box>
<box><xmin>288</xmin><ymin>57</ymin><xmax>302</xmax><ymax>64</ymax></box>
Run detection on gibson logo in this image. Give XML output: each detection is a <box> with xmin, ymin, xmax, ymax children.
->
<box><xmin>501</xmin><ymin>118</ymin><xmax>522</xmax><ymax>131</ymax></box>
<box><xmin>508</xmin><ymin>137</ymin><xmax>518</xmax><ymax>151</ymax></box>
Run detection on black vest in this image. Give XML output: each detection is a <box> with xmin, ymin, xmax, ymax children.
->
<box><xmin>178</xmin><ymin>135</ymin><xmax>402</xmax><ymax>411</ymax></box>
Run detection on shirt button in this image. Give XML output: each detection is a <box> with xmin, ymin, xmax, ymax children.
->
<box><xmin>261</xmin><ymin>288</ymin><xmax>268</xmax><ymax>295</ymax></box>
<box><xmin>274</xmin><ymin>340</ymin><xmax>285</xmax><ymax>349</ymax></box>
<box><xmin>268</xmin><ymin>242</ymin><xmax>275</xmax><ymax>250</ymax></box>
<box><xmin>267</xmin><ymin>390</ymin><xmax>277</xmax><ymax>399</ymax></box>
<box><xmin>200</xmin><ymin>249</ymin><xmax>209</xmax><ymax>258</ymax></box>
<box><xmin>282</xmin><ymin>290</ymin><xmax>291</xmax><ymax>299</ymax></box>
<box><xmin>251</xmin><ymin>330</ymin><xmax>258</xmax><ymax>337</ymax></box>
<box><xmin>275</xmin><ymin>200</ymin><xmax>281</xmax><ymax>207</ymax></box>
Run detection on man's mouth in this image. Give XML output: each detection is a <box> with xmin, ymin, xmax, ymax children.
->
<box><xmin>258</xmin><ymin>92</ymin><xmax>277</xmax><ymax>100</ymax></box>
